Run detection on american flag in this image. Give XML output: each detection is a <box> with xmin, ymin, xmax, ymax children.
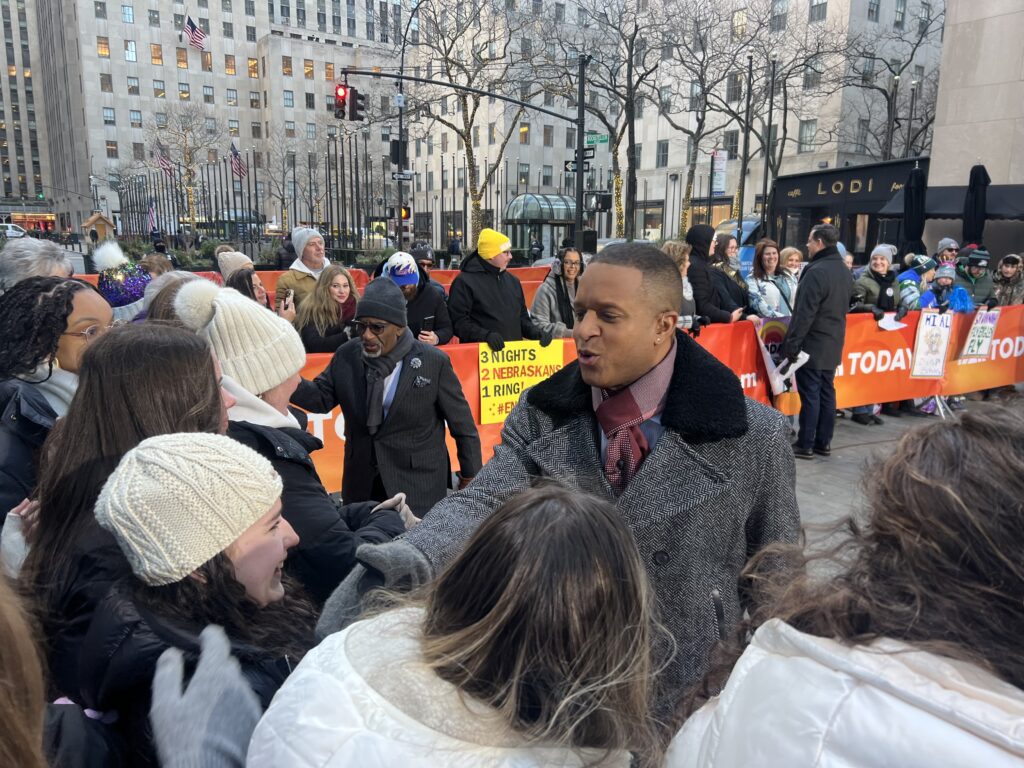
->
<box><xmin>230</xmin><ymin>142</ymin><xmax>248</xmax><ymax>178</ymax></box>
<box><xmin>183</xmin><ymin>15</ymin><xmax>207</xmax><ymax>51</ymax></box>
<box><xmin>147</xmin><ymin>198</ymin><xmax>157</xmax><ymax>231</ymax></box>
<box><xmin>156</xmin><ymin>148</ymin><xmax>175</xmax><ymax>178</ymax></box>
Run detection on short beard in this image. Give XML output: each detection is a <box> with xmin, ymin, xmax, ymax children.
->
<box><xmin>362</xmin><ymin>346</ymin><xmax>383</xmax><ymax>359</ymax></box>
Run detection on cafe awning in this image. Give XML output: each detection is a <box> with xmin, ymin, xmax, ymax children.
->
<box><xmin>879</xmin><ymin>185</ymin><xmax>1024</xmax><ymax>220</ymax></box>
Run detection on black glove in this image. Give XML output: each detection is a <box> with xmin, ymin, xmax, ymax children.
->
<box><xmin>985</xmin><ymin>296</ymin><xmax>999</xmax><ymax>310</ymax></box>
<box><xmin>895</xmin><ymin>305</ymin><xmax>910</xmax><ymax>321</ymax></box>
<box><xmin>538</xmin><ymin>329</ymin><xmax>553</xmax><ymax>347</ymax></box>
<box><xmin>871</xmin><ymin>307</ymin><xmax>885</xmax><ymax>321</ymax></box>
<box><xmin>485</xmin><ymin>332</ymin><xmax>505</xmax><ymax>352</ymax></box>
<box><xmin>937</xmin><ymin>301</ymin><xmax>949</xmax><ymax>314</ymax></box>
<box><xmin>687</xmin><ymin>316</ymin><xmax>710</xmax><ymax>338</ymax></box>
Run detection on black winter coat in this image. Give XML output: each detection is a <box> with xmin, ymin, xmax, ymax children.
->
<box><xmin>405</xmin><ymin>267</ymin><xmax>454</xmax><ymax>344</ymax></box>
<box><xmin>781</xmin><ymin>245</ymin><xmax>854</xmax><ymax>370</ymax></box>
<box><xmin>299</xmin><ymin>319</ymin><xmax>355</xmax><ymax>353</ymax></box>
<box><xmin>78</xmin><ymin>585</ymin><xmax>298</xmax><ymax>766</ymax></box>
<box><xmin>710</xmin><ymin>266</ymin><xmax>752</xmax><ymax>317</ymax></box>
<box><xmin>45</xmin><ymin>520</ymin><xmax>132</xmax><ymax>700</ymax></box>
<box><xmin>447</xmin><ymin>251</ymin><xmax>546</xmax><ymax>342</ymax></box>
<box><xmin>227</xmin><ymin>420</ymin><xmax>404</xmax><ymax>604</ymax></box>
<box><xmin>684</xmin><ymin>224</ymin><xmax>733</xmax><ymax>324</ymax></box>
<box><xmin>0</xmin><ymin>379</ymin><xmax>55</xmax><ymax>522</ymax></box>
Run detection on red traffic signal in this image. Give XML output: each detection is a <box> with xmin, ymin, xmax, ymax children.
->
<box><xmin>333</xmin><ymin>84</ymin><xmax>348</xmax><ymax>118</ymax></box>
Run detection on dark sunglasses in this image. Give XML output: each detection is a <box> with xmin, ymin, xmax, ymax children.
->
<box><xmin>354</xmin><ymin>320</ymin><xmax>390</xmax><ymax>336</ymax></box>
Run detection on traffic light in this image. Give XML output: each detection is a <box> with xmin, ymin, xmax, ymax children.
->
<box><xmin>400</xmin><ymin>206</ymin><xmax>411</xmax><ymax>220</ymax></box>
<box><xmin>333</xmin><ymin>84</ymin><xmax>349</xmax><ymax>119</ymax></box>
<box><xmin>389</xmin><ymin>139</ymin><xmax>408</xmax><ymax>166</ymax></box>
<box><xmin>348</xmin><ymin>87</ymin><xmax>366</xmax><ymax>122</ymax></box>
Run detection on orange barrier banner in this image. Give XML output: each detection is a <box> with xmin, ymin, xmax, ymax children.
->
<box><xmin>298</xmin><ymin>307</ymin><xmax>1024</xmax><ymax>493</ymax></box>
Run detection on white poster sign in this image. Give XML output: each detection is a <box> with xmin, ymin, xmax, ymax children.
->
<box><xmin>910</xmin><ymin>310</ymin><xmax>953</xmax><ymax>378</ymax></box>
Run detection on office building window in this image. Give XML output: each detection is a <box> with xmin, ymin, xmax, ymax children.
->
<box><xmin>149</xmin><ymin>8</ymin><xmax>160</xmax><ymax>24</ymax></box>
<box><xmin>723</xmin><ymin>130</ymin><xmax>739</xmax><ymax>159</ymax></box>
<box><xmin>798</xmin><ymin>119</ymin><xmax>816</xmax><ymax>153</ymax></box>
<box><xmin>121</xmin><ymin>4</ymin><xmax>134</xmax><ymax>23</ymax></box>
<box><xmin>867</xmin><ymin>0</ymin><xmax>879</xmax><ymax>21</ymax></box>
<box><xmin>95</xmin><ymin>2</ymin><xmax>107</xmax><ymax>18</ymax></box>
<box><xmin>249</xmin><ymin>90</ymin><xmax>260</xmax><ymax>107</ymax></box>
<box><xmin>304</xmin><ymin>59</ymin><xmax>314</xmax><ymax>78</ymax></box>
<box><xmin>566</xmin><ymin>126</ymin><xmax>575</xmax><ymax>148</ymax></box>
<box><xmin>251</xmin><ymin>121</ymin><xmax>262</xmax><ymax>138</ymax></box>
<box><xmin>99</xmin><ymin>73</ymin><xmax>112</xmax><ymax>92</ymax></box>
<box><xmin>106</xmin><ymin>140</ymin><xmax>118</xmax><ymax>158</ymax></box>
<box><xmin>305</xmin><ymin>92</ymin><xmax>315</xmax><ymax>108</ymax></box>
<box><xmin>178</xmin><ymin>82</ymin><xmax>190</xmax><ymax>100</ymax></box>
<box><xmin>229</xmin><ymin>119</ymin><xmax>239</xmax><ymax>136</ymax></box>
<box><xmin>127</xmin><ymin>76</ymin><xmax>140</xmax><ymax>94</ymax></box>
<box><xmin>223</xmin><ymin>22</ymin><xmax>233</xmax><ymax>37</ymax></box>
<box><xmin>247</xmin><ymin>25</ymin><xmax>257</xmax><ymax>41</ymax></box>
<box><xmin>203</xmin><ymin>85</ymin><xmax>215</xmax><ymax>103</ymax></box>
<box><xmin>202</xmin><ymin>51</ymin><xmax>213</xmax><ymax>71</ymax></box>
<box><xmin>155</xmin><ymin>112</ymin><xmax>167</xmax><ymax>127</ymax></box>
<box><xmin>282</xmin><ymin>56</ymin><xmax>292</xmax><ymax>76</ymax></box>
<box><xmin>224</xmin><ymin>54</ymin><xmax>236</xmax><ymax>75</ymax></box>
<box><xmin>543</xmin><ymin>124</ymin><xmax>553</xmax><ymax>147</ymax></box>
<box><xmin>102</xmin><ymin>107</ymin><xmax>116</xmax><ymax>126</ymax></box>
<box><xmin>519</xmin><ymin>122</ymin><xmax>530</xmax><ymax>145</ymax></box>
<box><xmin>284</xmin><ymin>90</ymin><xmax>293</xmax><ymax>107</ymax></box>
<box><xmin>894</xmin><ymin>0</ymin><xmax>906</xmax><ymax>29</ymax></box>
<box><xmin>770</xmin><ymin>0</ymin><xmax>787</xmax><ymax>31</ymax></box>
<box><xmin>809</xmin><ymin>0</ymin><xmax>826</xmax><ymax>23</ymax></box>
<box><xmin>97</xmin><ymin>37</ymin><xmax>110</xmax><ymax>58</ymax></box>
<box><xmin>803</xmin><ymin>56</ymin><xmax>822</xmax><ymax>89</ymax></box>
<box><xmin>133</xmin><ymin>142</ymin><xmax>145</xmax><ymax>160</ymax></box>
<box><xmin>726</xmin><ymin>72</ymin><xmax>743</xmax><ymax>102</ymax></box>
<box><xmin>656</xmin><ymin>139</ymin><xmax>669</xmax><ymax>168</ymax></box>
<box><xmin>151</xmin><ymin>43</ymin><xmax>163</xmax><ymax>64</ymax></box>
<box><xmin>518</xmin><ymin>162</ymin><xmax>530</xmax><ymax>185</ymax></box>
<box><xmin>542</xmin><ymin>164</ymin><xmax>553</xmax><ymax>186</ymax></box>
<box><xmin>177</xmin><ymin>48</ymin><xmax>188</xmax><ymax>68</ymax></box>
<box><xmin>227</xmin><ymin>88</ymin><xmax>238</xmax><ymax>105</ymax></box>
<box><xmin>325</xmin><ymin>62</ymin><xmax>334</xmax><ymax>81</ymax></box>
<box><xmin>248</xmin><ymin>58</ymin><xmax>258</xmax><ymax>77</ymax></box>
<box><xmin>130</xmin><ymin>109</ymin><xmax>142</xmax><ymax>128</ymax></box>
<box><xmin>153</xmin><ymin>79</ymin><xmax>165</xmax><ymax>98</ymax></box>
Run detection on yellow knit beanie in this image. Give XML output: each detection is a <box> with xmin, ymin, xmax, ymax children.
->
<box><xmin>477</xmin><ymin>228</ymin><xmax>511</xmax><ymax>261</ymax></box>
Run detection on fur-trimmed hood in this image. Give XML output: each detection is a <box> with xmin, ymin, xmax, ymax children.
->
<box><xmin>526</xmin><ymin>330</ymin><xmax>748</xmax><ymax>443</ymax></box>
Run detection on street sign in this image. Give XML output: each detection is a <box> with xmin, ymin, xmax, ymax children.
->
<box><xmin>585</xmin><ymin>133</ymin><xmax>609</xmax><ymax>146</ymax></box>
<box><xmin>393</xmin><ymin>93</ymin><xmax>406</xmax><ymax>108</ymax></box>
<box><xmin>564</xmin><ymin>161</ymin><xmax>592</xmax><ymax>173</ymax></box>
<box><xmin>391</xmin><ymin>171</ymin><xmax>414</xmax><ymax>181</ymax></box>
<box><xmin>711</xmin><ymin>150</ymin><xmax>727</xmax><ymax>196</ymax></box>
<box><xmin>583</xmin><ymin>147</ymin><xmax>596</xmax><ymax>160</ymax></box>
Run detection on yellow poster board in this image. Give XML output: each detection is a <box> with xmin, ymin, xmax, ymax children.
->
<box><xmin>479</xmin><ymin>340</ymin><xmax>565</xmax><ymax>424</ymax></box>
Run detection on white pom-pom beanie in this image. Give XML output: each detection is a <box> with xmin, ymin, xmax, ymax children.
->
<box><xmin>174</xmin><ymin>280</ymin><xmax>306</xmax><ymax>396</ymax></box>
<box><xmin>95</xmin><ymin>432</ymin><xmax>283</xmax><ymax>586</ymax></box>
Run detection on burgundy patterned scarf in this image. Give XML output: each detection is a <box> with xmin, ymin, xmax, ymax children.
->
<box><xmin>593</xmin><ymin>341</ymin><xmax>677</xmax><ymax>494</ymax></box>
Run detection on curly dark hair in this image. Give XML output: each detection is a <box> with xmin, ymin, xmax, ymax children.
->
<box><xmin>0</xmin><ymin>276</ymin><xmax>97</xmax><ymax>379</ymax></box>
<box><xmin>133</xmin><ymin>552</ymin><xmax>316</xmax><ymax>661</ymax></box>
<box><xmin>678</xmin><ymin>406</ymin><xmax>1024</xmax><ymax>722</ymax></box>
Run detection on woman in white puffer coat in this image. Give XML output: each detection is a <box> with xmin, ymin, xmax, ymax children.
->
<box><xmin>669</xmin><ymin>406</ymin><xmax>1024</xmax><ymax>768</ymax></box>
<box><xmin>247</xmin><ymin>484</ymin><xmax>661</xmax><ymax>768</ymax></box>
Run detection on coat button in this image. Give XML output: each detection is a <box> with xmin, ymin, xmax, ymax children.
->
<box><xmin>615</xmin><ymin>458</ymin><xmax>625</xmax><ymax>470</ymax></box>
<box><xmin>653</xmin><ymin>550</ymin><xmax>670</xmax><ymax>565</ymax></box>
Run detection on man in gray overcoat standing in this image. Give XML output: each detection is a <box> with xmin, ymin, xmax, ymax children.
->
<box><xmin>292</xmin><ymin>278</ymin><xmax>482</xmax><ymax>517</ymax></box>
<box><xmin>318</xmin><ymin>244</ymin><xmax>799</xmax><ymax>716</ymax></box>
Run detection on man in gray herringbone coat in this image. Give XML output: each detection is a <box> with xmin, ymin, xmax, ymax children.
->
<box><xmin>317</xmin><ymin>244</ymin><xmax>799</xmax><ymax>717</ymax></box>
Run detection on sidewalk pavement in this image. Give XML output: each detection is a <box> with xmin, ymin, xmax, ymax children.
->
<box><xmin>795</xmin><ymin>398</ymin><xmax>1022</xmax><ymax>531</ymax></box>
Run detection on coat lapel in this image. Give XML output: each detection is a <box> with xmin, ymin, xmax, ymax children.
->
<box><xmin>523</xmin><ymin>415</ymin><xmax>614</xmax><ymax>500</ymax></box>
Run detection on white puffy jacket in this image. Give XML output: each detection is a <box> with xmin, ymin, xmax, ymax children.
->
<box><xmin>668</xmin><ymin>619</ymin><xmax>1024</xmax><ymax>767</ymax></box>
<box><xmin>247</xmin><ymin>607</ymin><xmax>628</xmax><ymax>768</ymax></box>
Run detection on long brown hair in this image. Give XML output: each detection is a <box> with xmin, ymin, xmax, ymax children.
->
<box><xmin>0</xmin><ymin>577</ymin><xmax>46</xmax><ymax>768</ymax></box>
<box><xmin>752</xmin><ymin>238</ymin><xmax>782</xmax><ymax>280</ymax></box>
<box><xmin>294</xmin><ymin>264</ymin><xmax>360</xmax><ymax>336</ymax></box>
<box><xmin>419</xmin><ymin>484</ymin><xmax>660</xmax><ymax>760</ymax></box>
<box><xmin>683</xmin><ymin>406</ymin><xmax>1024</xmax><ymax>718</ymax></box>
<box><xmin>133</xmin><ymin>553</ymin><xmax>316</xmax><ymax>661</ymax></box>
<box><xmin>23</xmin><ymin>324</ymin><xmax>222</xmax><ymax>633</ymax></box>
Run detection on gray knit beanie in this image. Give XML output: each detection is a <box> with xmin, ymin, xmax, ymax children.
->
<box><xmin>173</xmin><ymin>280</ymin><xmax>306</xmax><ymax>396</ymax></box>
<box><xmin>95</xmin><ymin>433</ymin><xmax>283</xmax><ymax>586</ymax></box>
<box><xmin>291</xmin><ymin>227</ymin><xmax>322</xmax><ymax>262</ymax></box>
<box><xmin>356</xmin><ymin>278</ymin><xmax>408</xmax><ymax>327</ymax></box>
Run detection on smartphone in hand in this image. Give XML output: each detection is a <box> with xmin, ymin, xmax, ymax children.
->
<box><xmin>421</xmin><ymin>315</ymin><xmax>435</xmax><ymax>332</ymax></box>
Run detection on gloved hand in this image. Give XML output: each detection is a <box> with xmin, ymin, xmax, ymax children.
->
<box><xmin>372</xmin><ymin>492</ymin><xmax>420</xmax><ymax>529</ymax></box>
<box><xmin>937</xmin><ymin>301</ymin><xmax>949</xmax><ymax>314</ymax></box>
<box><xmin>150</xmin><ymin>625</ymin><xmax>260</xmax><ymax>768</ymax></box>
<box><xmin>985</xmin><ymin>296</ymin><xmax>999</xmax><ymax>310</ymax></box>
<box><xmin>485</xmin><ymin>332</ymin><xmax>505</xmax><ymax>352</ymax></box>
<box><xmin>895</xmin><ymin>305</ymin><xmax>910</xmax><ymax>321</ymax></box>
<box><xmin>315</xmin><ymin>540</ymin><xmax>433</xmax><ymax>640</ymax></box>
<box><xmin>538</xmin><ymin>329</ymin><xmax>553</xmax><ymax>347</ymax></box>
<box><xmin>871</xmin><ymin>307</ymin><xmax>885</xmax><ymax>321</ymax></box>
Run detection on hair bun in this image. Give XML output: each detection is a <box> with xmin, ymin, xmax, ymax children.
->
<box><xmin>173</xmin><ymin>278</ymin><xmax>221</xmax><ymax>331</ymax></box>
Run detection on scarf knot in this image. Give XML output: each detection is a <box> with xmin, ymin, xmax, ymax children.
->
<box><xmin>365</xmin><ymin>328</ymin><xmax>415</xmax><ymax>435</ymax></box>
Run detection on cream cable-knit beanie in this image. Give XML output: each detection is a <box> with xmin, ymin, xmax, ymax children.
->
<box><xmin>174</xmin><ymin>280</ymin><xmax>306</xmax><ymax>396</ymax></box>
<box><xmin>217</xmin><ymin>250</ymin><xmax>254</xmax><ymax>281</ymax></box>
<box><xmin>95</xmin><ymin>432</ymin><xmax>283</xmax><ymax>586</ymax></box>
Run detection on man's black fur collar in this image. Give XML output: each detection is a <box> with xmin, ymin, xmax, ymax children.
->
<box><xmin>526</xmin><ymin>330</ymin><xmax>749</xmax><ymax>443</ymax></box>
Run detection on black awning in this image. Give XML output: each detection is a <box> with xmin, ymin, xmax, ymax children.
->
<box><xmin>879</xmin><ymin>185</ymin><xmax>1024</xmax><ymax>220</ymax></box>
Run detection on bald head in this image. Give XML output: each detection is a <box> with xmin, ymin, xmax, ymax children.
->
<box><xmin>590</xmin><ymin>243</ymin><xmax>683</xmax><ymax>315</ymax></box>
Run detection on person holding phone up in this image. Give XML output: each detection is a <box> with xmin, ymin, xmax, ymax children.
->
<box><xmin>382</xmin><ymin>252</ymin><xmax>453</xmax><ymax>345</ymax></box>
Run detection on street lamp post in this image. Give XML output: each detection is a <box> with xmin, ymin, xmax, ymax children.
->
<box><xmin>905</xmin><ymin>80</ymin><xmax>920</xmax><ymax>158</ymax></box>
<box><xmin>884</xmin><ymin>74</ymin><xmax>901</xmax><ymax>161</ymax></box>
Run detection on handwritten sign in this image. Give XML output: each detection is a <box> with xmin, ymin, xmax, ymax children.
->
<box><xmin>479</xmin><ymin>340</ymin><xmax>565</xmax><ymax>424</ymax></box>
<box><xmin>960</xmin><ymin>308</ymin><xmax>1000</xmax><ymax>360</ymax></box>
<box><xmin>910</xmin><ymin>310</ymin><xmax>953</xmax><ymax>378</ymax></box>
